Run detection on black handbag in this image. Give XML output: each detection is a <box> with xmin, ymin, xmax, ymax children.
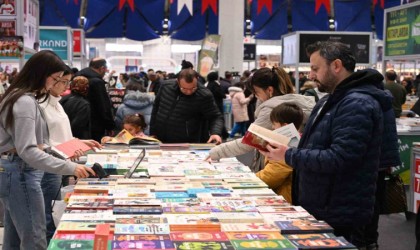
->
<box><xmin>380</xmin><ymin>174</ymin><xmax>408</xmax><ymax>214</ymax></box>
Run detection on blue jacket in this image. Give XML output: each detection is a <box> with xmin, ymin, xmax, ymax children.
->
<box><xmin>286</xmin><ymin>69</ymin><xmax>393</xmax><ymax>228</ymax></box>
<box><xmin>115</xmin><ymin>91</ymin><xmax>155</xmax><ymax>135</ymax></box>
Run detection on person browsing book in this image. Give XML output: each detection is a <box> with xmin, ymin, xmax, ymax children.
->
<box><xmin>150</xmin><ymin>69</ymin><xmax>223</xmax><ymax>144</ymax></box>
<box><xmin>207</xmin><ymin>67</ymin><xmax>315</xmax><ymax>172</ymax></box>
<box><xmin>259</xmin><ymin>41</ymin><xmax>395</xmax><ymax>248</ymax></box>
<box><xmin>0</xmin><ymin>50</ymin><xmax>96</xmax><ymax>250</ymax></box>
<box><xmin>255</xmin><ymin>102</ymin><xmax>303</xmax><ymax>204</ymax></box>
<box><xmin>38</xmin><ymin>67</ymin><xmax>102</xmax><ymax>243</ymax></box>
<box><xmin>101</xmin><ymin>113</ymin><xmax>146</xmax><ymax>144</ymax></box>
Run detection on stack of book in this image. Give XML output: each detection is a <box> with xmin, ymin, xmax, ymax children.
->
<box><xmin>48</xmin><ymin>148</ymin><xmax>356</xmax><ymax>250</ymax></box>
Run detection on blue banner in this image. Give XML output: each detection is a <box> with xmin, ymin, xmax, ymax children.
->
<box><xmin>40</xmin><ymin>0</ymin><xmax>81</xmax><ymax>28</ymax></box>
<box><xmin>292</xmin><ymin>0</ymin><xmax>329</xmax><ymax>31</ymax></box>
<box><xmin>169</xmin><ymin>0</ymin><xmax>218</xmax><ymax>41</ymax></box>
<box><xmin>334</xmin><ymin>0</ymin><xmax>371</xmax><ymax>32</ymax></box>
<box><xmin>84</xmin><ymin>0</ymin><xmax>164</xmax><ymax>41</ymax></box>
<box><xmin>250</xmin><ymin>0</ymin><xmax>288</xmax><ymax>40</ymax></box>
<box><xmin>374</xmin><ymin>0</ymin><xmax>400</xmax><ymax>40</ymax></box>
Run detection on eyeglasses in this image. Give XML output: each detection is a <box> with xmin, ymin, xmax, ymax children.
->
<box><xmin>51</xmin><ymin>76</ymin><xmax>71</xmax><ymax>86</ymax></box>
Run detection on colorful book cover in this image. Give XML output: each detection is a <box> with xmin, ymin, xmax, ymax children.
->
<box><xmin>288</xmin><ymin>236</ymin><xmax>355</xmax><ymax>249</ymax></box>
<box><xmin>221</xmin><ymin>223</ymin><xmax>280</xmax><ymax>232</ymax></box>
<box><xmin>162</xmin><ymin>206</ymin><xmax>212</xmax><ymax>214</ymax></box>
<box><xmin>173</xmin><ymin>241</ymin><xmax>234</xmax><ymax>250</ymax></box>
<box><xmin>114</xmin><ymin>224</ymin><xmax>170</xmax><ymax>235</ymax></box>
<box><xmin>246</xmin><ymin>196</ymin><xmax>289</xmax><ymax>207</ymax></box>
<box><xmin>47</xmin><ymin>239</ymin><xmax>95</xmax><ymax>250</ymax></box>
<box><xmin>53</xmin><ymin>234</ymin><xmax>97</xmax><ymax>240</ymax></box>
<box><xmin>57</xmin><ymin>222</ymin><xmax>114</xmax><ymax>233</ymax></box>
<box><xmin>241</xmin><ymin>123</ymin><xmax>292</xmax><ymax>152</ymax></box>
<box><xmin>231</xmin><ymin>239</ymin><xmax>297</xmax><ymax>250</ymax></box>
<box><xmin>274</xmin><ymin>220</ymin><xmax>334</xmax><ymax>234</ymax></box>
<box><xmin>226</xmin><ymin>232</ymin><xmax>284</xmax><ymax>240</ymax></box>
<box><xmin>115</xmin><ymin>215</ymin><xmax>168</xmax><ymax>224</ymax></box>
<box><xmin>113</xmin><ymin>199</ymin><xmax>162</xmax><ymax>206</ymax></box>
<box><xmin>170</xmin><ymin>232</ymin><xmax>229</xmax><ymax>242</ymax></box>
<box><xmin>155</xmin><ymin>192</ymin><xmax>190</xmax><ymax>199</ymax></box>
<box><xmin>114</xmin><ymin>234</ymin><xmax>171</xmax><ymax>241</ymax></box>
<box><xmin>113</xmin><ymin>206</ymin><xmax>163</xmax><ymax>215</ymax></box>
<box><xmin>284</xmin><ymin>233</ymin><xmax>335</xmax><ymax>240</ymax></box>
<box><xmin>112</xmin><ymin>239</ymin><xmax>174</xmax><ymax>249</ymax></box>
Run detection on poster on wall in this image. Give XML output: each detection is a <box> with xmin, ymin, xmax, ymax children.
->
<box><xmin>23</xmin><ymin>0</ymin><xmax>38</xmax><ymax>50</ymax></box>
<box><xmin>197</xmin><ymin>34</ymin><xmax>221</xmax><ymax>78</ymax></box>
<box><xmin>0</xmin><ymin>19</ymin><xmax>15</xmax><ymax>36</ymax></box>
<box><xmin>0</xmin><ymin>35</ymin><xmax>23</xmax><ymax>57</ymax></box>
<box><xmin>0</xmin><ymin>0</ymin><xmax>15</xmax><ymax>16</ymax></box>
<box><xmin>298</xmin><ymin>33</ymin><xmax>371</xmax><ymax>64</ymax></box>
<box><xmin>258</xmin><ymin>54</ymin><xmax>280</xmax><ymax>68</ymax></box>
<box><xmin>385</xmin><ymin>3</ymin><xmax>420</xmax><ymax>57</ymax></box>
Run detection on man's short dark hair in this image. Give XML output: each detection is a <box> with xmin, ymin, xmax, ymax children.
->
<box><xmin>178</xmin><ymin>69</ymin><xmax>198</xmax><ymax>83</ymax></box>
<box><xmin>306</xmin><ymin>41</ymin><xmax>356</xmax><ymax>72</ymax></box>
<box><xmin>89</xmin><ymin>59</ymin><xmax>107</xmax><ymax>69</ymax></box>
<box><xmin>225</xmin><ymin>71</ymin><xmax>233</xmax><ymax>78</ymax></box>
<box><xmin>385</xmin><ymin>70</ymin><xmax>397</xmax><ymax>81</ymax></box>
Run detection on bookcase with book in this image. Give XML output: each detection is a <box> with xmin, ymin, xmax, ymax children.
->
<box><xmin>48</xmin><ymin>146</ymin><xmax>357</xmax><ymax>250</ymax></box>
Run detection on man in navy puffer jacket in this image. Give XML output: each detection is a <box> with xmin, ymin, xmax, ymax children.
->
<box><xmin>260</xmin><ymin>41</ymin><xmax>394</xmax><ymax>248</ymax></box>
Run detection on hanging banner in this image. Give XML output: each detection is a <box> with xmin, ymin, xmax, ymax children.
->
<box><xmin>39</xmin><ymin>27</ymin><xmax>72</xmax><ymax>61</ymax></box>
<box><xmin>384</xmin><ymin>3</ymin><xmax>420</xmax><ymax>57</ymax></box>
<box><xmin>197</xmin><ymin>34</ymin><xmax>221</xmax><ymax>77</ymax></box>
<box><xmin>72</xmin><ymin>29</ymin><xmax>85</xmax><ymax>56</ymax></box>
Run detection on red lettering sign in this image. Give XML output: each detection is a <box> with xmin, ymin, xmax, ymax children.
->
<box><xmin>415</xmin><ymin>177</ymin><xmax>420</xmax><ymax>193</ymax></box>
<box><xmin>73</xmin><ymin>30</ymin><xmax>81</xmax><ymax>54</ymax></box>
<box><xmin>416</xmin><ymin>158</ymin><xmax>420</xmax><ymax>174</ymax></box>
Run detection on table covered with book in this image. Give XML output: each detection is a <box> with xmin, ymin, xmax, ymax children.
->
<box><xmin>48</xmin><ymin>145</ymin><xmax>357</xmax><ymax>250</ymax></box>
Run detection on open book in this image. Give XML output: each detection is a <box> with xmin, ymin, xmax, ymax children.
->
<box><xmin>241</xmin><ymin>123</ymin><xmax>300</xmax><ymax>152</ymax></box>
<box><xmin>105</xmin><ymin>129</ymin><xmax>161</xmax><ymax>146</ymax></box>
<box><xmin>51</xmin><ymin>138</ymin><xmax>92</xmax><ymax>159</ymax></box>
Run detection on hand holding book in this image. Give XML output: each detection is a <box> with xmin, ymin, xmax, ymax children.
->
<box><xmin>259</xmin><ymin>141</ymin><xmax>289</xmax><ymax>162</ymax></box>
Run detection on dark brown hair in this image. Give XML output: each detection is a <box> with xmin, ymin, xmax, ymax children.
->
<box><xmin>247</xmin><ymin>67</ymin><xmax>294</xmax><ymax>97</ymax></box>
<box><xmin>123</xmin><ymin>113</ymin><xmax>147</xmax><ymax>130</ymax></box>
<box><xmin>0</xmin><ymin>50</ymin><xmax>69</xmax><ymax>128</ymax></box>
<box><xmin>270</xmin><ymin>102</ymin><xmax>304</xmax><ymax>130</ymax></box>
<box><xmin>177</xmin><ymin>69</ymin><xmax>198</xmax><ymax>83</ymax></box>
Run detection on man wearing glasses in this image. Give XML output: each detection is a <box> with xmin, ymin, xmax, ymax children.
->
<box><xmin>150</xmin><ymin>69</ymin><xmax>223</xmax><ymax>144</ymax></box>
<box><xmin>76</xmin><ymin>58</ymin><xmax>115</xmax><ymax>142</ymax></box>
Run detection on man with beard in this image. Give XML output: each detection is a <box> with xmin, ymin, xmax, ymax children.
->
<box><xmin>260</xmin><ymin>41</ymin><xmax>397</xmax><ymax>249</ymax></box>
<box><xmin>76</xmin><ymin>58</ymin><xmax>115</xmax><ymax>141</ymax></box>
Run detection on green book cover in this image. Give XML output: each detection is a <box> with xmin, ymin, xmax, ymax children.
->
<box><xmin>231</xmin><ymin>239</ymin><xmax>297</xmax><ymax>250</ymax></box>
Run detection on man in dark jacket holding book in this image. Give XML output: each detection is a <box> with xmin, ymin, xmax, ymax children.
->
<box><xmin>150</xmin><ymin>69</ymin><xmax>223</xmax><ymax>144</ymax></box>
<box><xmin>260</xmin><ymin>41</ymin><xmax>395</xmax><ymax>249</ymax></box>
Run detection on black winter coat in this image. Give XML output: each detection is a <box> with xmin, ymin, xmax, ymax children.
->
<box><xmin>286</xmin><ymin>69</ymin><xmax>393</xmax><ymax>228</ymax></box>
<box><xmin>60</xmin><ymin>93</ymin><xmax>91</xmax><ymax>139</ymax></box>
<box><xmin>150</xmin><ymin>82</ymin><xmax>223</xmax><ymax>143</ymax></box>
<box><xmin>76</xmin><ymin>68</ymin><xmax>115</xmax><ymax>140</ymax></box>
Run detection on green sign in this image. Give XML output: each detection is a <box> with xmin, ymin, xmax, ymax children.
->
<box><xmin>395</xmin><ymin>134</ymin><xmax>420</xmax><ymax>184</ymax></box>
<box><xmin>39</xmin><ymin>28</ymin><xmax>69</xmax><ymax>61</ymax></box>
<box><xmin>385</xmin><ymin>3</ymin><xmax>420</xmax><ymax>57</ymax></box>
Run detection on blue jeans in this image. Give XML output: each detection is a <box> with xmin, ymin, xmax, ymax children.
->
<box><xmin>0</xmin><ymin>154</ymin><xmax>47</xmax><ymax>250</ymax></box>
<box><xmin>230</xmin><ymin>121</ymin><xmax>248</xmax><ymax>138</ymax></box>
<box><xmin>41</xmin><ymin>172</ymin><xmax>62</xmax><ymax>243</ymax></box>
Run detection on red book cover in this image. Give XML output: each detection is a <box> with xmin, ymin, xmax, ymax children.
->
<box><xmin>52</xmin><ymin>138</ymin><xmax>92</xmax><ymax>159</ymax></box>
<box><xmin>241</xmin><ymin>124</ymin><xmax>290</xmax><ymax>152</ymax></box>
<box><xmin>94</xmin><ymin>224</ymin><xmax>111</xmax><ymax>250</ymax></box>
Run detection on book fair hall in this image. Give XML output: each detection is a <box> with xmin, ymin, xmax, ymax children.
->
<box><xmin>1</xmin><ymin>0</ymin><xmax>420</xmax><ymax>249</ymax></box>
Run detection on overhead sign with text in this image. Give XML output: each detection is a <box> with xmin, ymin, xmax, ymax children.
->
<box><xmin>385</xmin><ymin>3</ymin><xmax>420</xmax><ymax>57</ymax></box>
<box><xmin>39</xmin><ymin>27</ymin><xmax>72</xmax><ymax>61</ymax></box>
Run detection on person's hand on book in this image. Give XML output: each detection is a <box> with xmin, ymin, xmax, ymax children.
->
<box><xmin>81</xmin><ymin>139</ymin><xmax>103</xmax><ymax>149</ymax></box>
<box><xmin>74</xmin><ymin>164</ymin><xmax>95</xmax><ymax>178</ymax></box>
<box><xmin>207</xmin><ymin>134</ymin><xmax>222</xmax><ymax>145</ymax></box>
<box><xmin>259</xmin><ymin>141</ymin><xmax>289</xmax><ymax>161</ymax></box>
<box><xmin>70</xmin><ymin>149</ymin><xmax>84</xmax><ymax>161</ymax></box>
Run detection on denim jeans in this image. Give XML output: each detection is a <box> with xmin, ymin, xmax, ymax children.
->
<box><xmin>41</xmin><ymin>172</ymin><xmax>62</xmax><ymax>244</ymax></box>
<box><xmin>0</xmin><ymin>154</ymin><xmax>47</xmax><ymax>250</ymax></box>
<box><xmin>230</xmin><ymin>121</ymin><xmax>248</xmax><ymax>138</ymax></box>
